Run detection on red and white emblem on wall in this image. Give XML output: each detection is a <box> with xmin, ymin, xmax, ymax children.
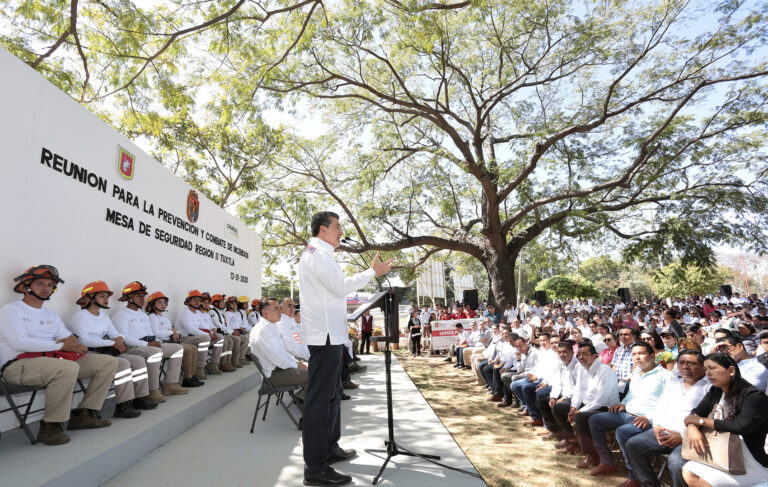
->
<box><xmin>187</xmin><ymin>190</ymin><xmax>200</xmax><ymax>223</ymax></box>
<box><xmin>117</xmin><ymin>146</ymin><xmax>135</xmax><ymax>180</ymax></box>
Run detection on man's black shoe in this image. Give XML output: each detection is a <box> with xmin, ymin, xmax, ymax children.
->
<box><xmin>133</xmin><ymin>397</ymin><xmax>159</xmax><ymax>410</ymax></box>
<box><xmin>182</xmin><ymin>377</ymin><xmax>204</xmax><ymax>387</ymax></box>
<box><xmin>303</xmin><ymin>467</ymin><xmax>352</xmax><ymax>486</ymax></box>
<box><xmin>341</xmin><ymin>393</ymin><xmax>351</xmax><ymax>400</ymax></box>
<box><xmin>327</xmin><ymin>447</ymin><xmax>357</xmax><ymax>464</ymax></box>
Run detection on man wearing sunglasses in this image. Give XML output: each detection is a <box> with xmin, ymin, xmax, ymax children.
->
<box><xmin>0</xmin><ymin>265</ymin><xmax>118</xmax><ymax>445</ymax></box>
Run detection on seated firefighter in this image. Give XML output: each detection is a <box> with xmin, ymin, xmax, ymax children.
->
<box><xmin>250</xmin><ymin>298</ymin><xmax>308</xmax><ymax>393</ymax></box>
<box><xmin>112</xmin><ymin>281</ymin><xmax>187</xmax><ymax>403</ymax></box>
<box><xmin>69</xmin><ymin>280</ymin><xmax>155</xmax><ymax>419</ymax></box>
<box><xmin>177</xmin><ymin>290</ymin><xmax>234</xmax><ymax>375</ymax></box>
<box><xmin>146</xmin><ymin>291</ymin><xmax>204</xmax><ymax>388</ymax></box>
<box><xmin>0</xmin><ymin>266</ymin><xmax>117</xmax><ymax>445</ymax></box>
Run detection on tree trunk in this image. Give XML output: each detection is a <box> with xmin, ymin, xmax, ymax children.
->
<box><xmin>484</xmin><ymin>247</ymin><xmax>518</xmax><ymax>308</ymax></box>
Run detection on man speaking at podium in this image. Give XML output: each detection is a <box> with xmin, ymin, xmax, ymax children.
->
<box><xmin>300</xmin><ymin>211</ymin><xmax>393</xmax><ymax>486</ymax></box>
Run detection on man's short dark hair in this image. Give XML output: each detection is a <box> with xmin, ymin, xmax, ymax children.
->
<box><xmin>455</xmin><ymin>323</ymin><xmax>463</xmax><ymax>329</ymax></box>
<box><xmin>679</xmin><ymin>349</ymin><xmax>706</xmax><ymax>364</ymax></box>
<box><xmin>686</xmin><ymin>323</ymin><xmax>702</xmax><ymax>333</ymax></box>
<box><xmin>714</xmin><ymin>328</ymin><xmax>733</xmax><ymax>338</ymax></box>
<box><xmin>310</xmin><ymin>211</ymin><xmax>340</xmax><ymax>237</ymax></box>
<box><xmin>577</xmin><ymin>341</ymin><xmax>597</xmax><ymax>355</ymax></box>
<box><xmin>558</xmin><ymin>340</ymin><xmax>574</xmax><ymax>350</ymax></box>
<box><xmin>723</xmin><ymin>336</ymin><xmax>745</xmax><ymax>348</ymax></box>
<box><xmin>539</xmin><ymin>332</ymin><xmax>551</xmax><ymax>340</ymax></box>
<box><xmin>631</xmin><ymin>342</ymin><xmax>655</xmax><ymax>356</ymax></box>
<box><xmin>259</xmin><ymin>297</ymin><xmax>279</xmax><ymax>314</ymax></box>
<box><xmin>759</xmin><ymin>330</ymin><xmax>768</xmax><ymax>341</ymax></box>
<box><xmin>619</xmin><ymin>326</ymin><xmax>640</xmax><ymax>339</ymax></box>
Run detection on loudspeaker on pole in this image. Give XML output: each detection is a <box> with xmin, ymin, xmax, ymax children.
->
<box><xmin>463</xmin><ymin>289</ymin><xmax>479</xmax><ymax>310</ymax></box>
<box><xmin>617</xmin><ymin>288</ymin><xmax>631</xmax><ymax>304</ymax></box>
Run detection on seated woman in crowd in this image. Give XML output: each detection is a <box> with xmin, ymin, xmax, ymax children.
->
<box><xmin>682</xmin><ymin>353</ymin><xmax>768</xmax><ymax>487</ymax></box>
<box><xmin>735</xmin><ymin>321</ymin><xmax>759</xmax><ymax>356</ymax></box>
<box><xmin>599</xmin><ymin>332</ymin><xmax>618</xmax><ymax>365</ymax></box>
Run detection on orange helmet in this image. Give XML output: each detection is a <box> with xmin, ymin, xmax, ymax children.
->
<box><xmin>251</xmin><ymin>298</ymin><xmax>260</xmax><ymax>308</ymax></box>
<box><xmin>184</xmin><ymin>289</ymin><xmax>203</xmax><ymax>305</ymax></box>
<box><xmin>146</xmin><ymin>291</ymin><xmax>169</xmax><ymax>312</ymax></box>
<box><xmin>211</xmin><ymin>294</ymin><xmax>226</xmax><ymax>304</ymax></box>
<box><xmin>76</xmin><ymin>281</ymin><xmax>113</xmax><ymax>307</ymax></box>
<box><xmin>13</xmin><ymin>265</ymin><xmax>64</xmax><ymax>294</ymax></box>
<box><xmin>118</xmin><ymin>281</ymin><xmax>148</xmax><ymax>301</ymax></box>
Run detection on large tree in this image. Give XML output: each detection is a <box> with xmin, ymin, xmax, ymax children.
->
<box><xmin>236</xmin><ymin>0</ymin><xmax>768</xmax><ymax>306</ymax></box>
<box><xmin>5</xmin><ymin>0</ymin><xmax>768</xmax><ymax>307</ymax></box>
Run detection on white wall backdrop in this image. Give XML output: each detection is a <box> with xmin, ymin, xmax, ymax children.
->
<box><xmin>0</xmin><ymin>47</ymin><xmax>262</xmax><ymax>325</ymax></box>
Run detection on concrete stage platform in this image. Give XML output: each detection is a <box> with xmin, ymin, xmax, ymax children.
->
<box><xmin>0</xmin><ymin>354</ymin><xmax>485</xmax><ymax>486</ymax></box>
<box><xmin>107</xmin><ymin>353</ymin><xmax>485</xmax><ymax>487</ymax></box>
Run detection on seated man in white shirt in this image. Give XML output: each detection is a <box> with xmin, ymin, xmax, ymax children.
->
<box><xmin>224</xmin><ymin>296</ymin><xmax>250</xmax><ymax>367</ymax></box>
<box><xmin>719</xmin><ymin>335</ymin><xmax>768</xmax><ymax>392</ymax></box>
<box><xmin>0</xmin><ymin>266</ymin><xmax>117</xmax><ymax>445</ymax></box>
<box><xmin>586</xmin><ymin>342</ymin><xmax>670</xmax><ymax>476</ymax></box>
<box><xmin>70</xmin><ymin>281</ymin><xmax>155</xmax><ymax>418</ymax></box>
<box><xmin>177</xmin><ymin>290</ymin><xmax>234</xmax><ymax>374</ymax></box>
<box><xmin>462</xmin><ymin>318</ymin><xmax>493</xmax><ymax>369</ymax></box>
<box><xmin>553</xmin><ymin>341</ymin><xmax>619</xmax><ymax>461</ymax></box>
<box><xmin>112</xmin><ymin>282</ymin><xmax>186</xmax><ymax>404</ymax></box>
<box><xmin>279</xmin><ymin>297</ymin><xmax>310</xmax><ymax>362</ymax></box>
<box><xmin>250</xmin><ymin>298</ymin><xmax>308</xmax><ymax>393</ymax></box>
<box><xmin>621</xmin><ymin>350</ymin><xmax>710</xmax><ymax>487</ymax></box>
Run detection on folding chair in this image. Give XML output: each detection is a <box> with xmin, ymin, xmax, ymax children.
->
<box><xmin>0</xmin><ymin>377</ymin><xmax>46</xmax><ymax>444</ymax></box>
<box><xmin>249</xmin><ymin>355</ymin><xmax>303</xmax><ymax>432</ymax></box>
<box><xmin>653</xmin><ymin>453</ymin><xmax>670</xmax><ymax>482</ymax></box>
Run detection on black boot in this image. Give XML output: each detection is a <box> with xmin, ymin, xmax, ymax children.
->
<box><xmin>133</xmin><ymin>396</ymin><xmax>159</xmax><ymax>410</ymax></box>
<box><xmin>114</xmin><ymin>401</ymin><xmax>141</xmax><ymax>418</ymax></box>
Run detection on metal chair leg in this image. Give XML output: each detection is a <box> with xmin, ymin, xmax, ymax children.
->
<box><xmin>262</xmin><ymin>394</ymin><xmax>271</xmax><ymax>421</ymax></box>
<box><xmin>251</xmin><ymin>395</ymin><xmax>263</xmax><ymax>433</ymax></box>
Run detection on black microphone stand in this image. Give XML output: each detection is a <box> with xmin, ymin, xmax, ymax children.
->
<box><xmin>341</xmin><ymin>238</ymin><xmax>480</xmax><ymax>484</ymax></box>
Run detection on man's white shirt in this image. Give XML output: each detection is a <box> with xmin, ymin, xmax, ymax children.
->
<box><xmin>278</xmin><ymin>314</ymin><xmax>310</xmax><ymax>361</ymax></box>
<box><xmin>571</xmin><ymin>359</ymin><xmax>620</xmax><ymax>412</ymax></box>
<box><xmin>298</xmin><ymin>237</ymin><xmax>375</xmax><ymax>345</ymax></box>
<box><xmin>250</xmin><ymin>317</ymin><xmax>298</xmax><ymax>378</ymax></box>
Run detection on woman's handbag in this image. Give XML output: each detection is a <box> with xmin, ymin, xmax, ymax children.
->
<box><xmin>682</xmin><ymin>408</ymin><xmax>746</xmax><ymax>475</ymax></box>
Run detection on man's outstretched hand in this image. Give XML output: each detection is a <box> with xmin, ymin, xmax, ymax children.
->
<box><xmin>371</xmin><ymin>252</ymin><xmax>394</xmax><ymax>277</ymax></box>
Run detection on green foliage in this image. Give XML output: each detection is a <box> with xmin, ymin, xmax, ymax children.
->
<box><xmin>5</xmin><ymin>0</ymin><xmax>768</xmax><ymax>306</ymax></box>
<box><xmin>536</xmin><ymin>275</ymin><xmax>602</xmax><ymax>300</ymax></box>
<box><xmin>650</xmin><ymin>263</ymin><xmax>735</xmax><ymax>298</ymax></box>
<box><xmin>261</xmin><ymin>273</ymin><xmax>296</xmax><ymax>301</ymax></box>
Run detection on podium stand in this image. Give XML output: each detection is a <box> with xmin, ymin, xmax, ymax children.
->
<box><xmin>349</xmin><ymin>290</ymin><xmax>479</xmax><ymax>484</ymax></box>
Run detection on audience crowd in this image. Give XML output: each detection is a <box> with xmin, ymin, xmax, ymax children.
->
<box><xmin>401</xmin><ymin>292</ymin><xmax>768</xmax><ymax>487</ymax></box>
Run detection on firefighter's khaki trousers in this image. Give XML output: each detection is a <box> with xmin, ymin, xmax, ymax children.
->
<box><xmin>2</xmin><ymin>354</ymin><xmax>118</xmax><ymax>422</ymax></box>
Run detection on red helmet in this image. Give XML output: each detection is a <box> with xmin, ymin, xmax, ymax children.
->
<box><xmin>146</xmin><ymin>291</ymin><xmax>169</xmax><ymax>312</ymax></box>
<box><xmin>184</xmin><ymin>289</ymin><xmax>203</xmax><ymax>305</ymax></box>
<box><xmin>76</xmin><ymin>281</ymin><xmax>113</xmax><ymax>307</ymax></box>
<box><xmin>13</xmin><ymin>265</ymin><xmax>64</xmax><ymax>294</ymax></box>
<box><xmin>211</xmin><ymin>294</ymin><xmax>226</xmax><ymax>304</ymax></box>
<box><xmin>251</xmin><ymin>298</ymin><xmax>260</xmax><ymax>308</ymax></box>
<box><xmin>118</xmin><ymin>281</ymin><xmax>148</xmax><ymax>301</ymax></box>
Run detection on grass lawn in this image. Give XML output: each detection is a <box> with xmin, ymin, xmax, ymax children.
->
<box><xmin>390</xmin><ymin>348</ymin><xmax>636</xmax><ymax>487</ymax></box>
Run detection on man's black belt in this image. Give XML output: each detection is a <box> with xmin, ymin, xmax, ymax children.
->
<box><xmin>89</xmin><ymin>346</ymin><xmax>121</xmax><ymax>356</ymax></box>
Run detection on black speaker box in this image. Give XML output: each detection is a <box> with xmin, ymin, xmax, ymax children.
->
<box><xmin>617</xmin><ymin>288</ymin><xmax>631</xmax><ymax>304</ymax></box>
<box><xmin>719</xmin><ymin>285</ymin><xmax>733</xmax><ymax>299</ymax></box>
<box><xmin>463</xmin><ymin>289</ymin><xmax>479</xmax><ymax>310</ymax></box>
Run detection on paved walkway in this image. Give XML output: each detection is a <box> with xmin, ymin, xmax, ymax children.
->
<box><xmin>106</xmin><ymin>353</ymin><xmax>486</xmax><ymax>486</ymax></box>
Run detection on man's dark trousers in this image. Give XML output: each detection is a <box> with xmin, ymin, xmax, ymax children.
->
<box><xmin>303</xmin><ymin>335</ymin><xmax>344</xmax><ymax>475</ymax></box>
